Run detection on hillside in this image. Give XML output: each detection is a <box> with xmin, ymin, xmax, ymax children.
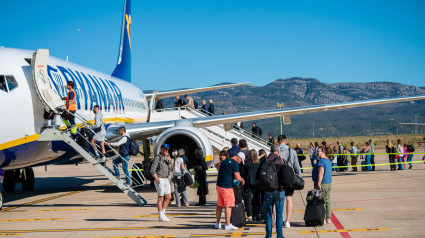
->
<box><xmin>153</xmin><ymin>77</ymin><xmax>425</xmax><ymax>139</ymax></box>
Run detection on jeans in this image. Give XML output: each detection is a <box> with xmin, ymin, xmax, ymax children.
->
<box><xmin>332</xmin><ymin>163</ymin><xmax>337</xmax><ymax>172</ymax></box>
<box><xmin>407</xmin><ymin>154</ymin><xmax>414</xmax><ymax>166</ymax></box>
<box><xmin>113</xmin><ymin>155</ymin><xmax>131</xmax><ymax>184</ymax></box>
<box><xmin>397</xmin><ymin>157</ymin><xmax>405</xmax><ymax>170</ymax></box>
<box><xmin>173</xmin><ymin>179</ymin><xmax>188</xmax><ymax>206</ymax></box>
<box><xmin>370</xmin><ymin>155</ymin><xmax>375</xmax><ymax>171</ymax></box>
<box><xmin>298</xmin><ymin>159</ymin><xmax>303</xmax><ymax>173</ymax></box>
<box><xmin>365</xmin><ymin>155</ymin><xmax>372</xmax><ymax>171</ymax></box>
<box><xmin>243</xmin><ymin>185</ymin><xmax>256</xmax><ymax>217</ymax></box>
<box><xmin>265</xmin><ymin>190</ymin><xmax>285</xmax><ymax>238</ymax></box>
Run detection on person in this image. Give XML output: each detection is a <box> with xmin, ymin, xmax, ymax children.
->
<box><xmin>369</xmin><ymin>139</ymin><xmax>376</xmax><ymax>171</ymax></box>
<box><xmin>174</xmin><ymin>96</ymin><xmax>186</xmax><ymax>107</ymax></box>
<box><xmin>342</xmin><ymin>149</ymin><xmax>349</xmax><ymax>171</ymax></box>
<box><xmin>258</xmin><ymin>149</ymin><xmax>267</xmax><ymax>163</ymax></box>
<box><xmin>386</xmin><ymin>140</ymin><xmax>397</xmax><ymax>171</ymax></box>
<box><xmin>364</xmin><ymin>141</ymin><xmax>372</xmax><ymax>171</ymax></box>
<box><xmin>238</xmin><ymin>139</ymin><xmax>249</xmax><ymax>160</ymax></box>
<box><xmin>313</xmin><ymin>142</ymin><xmax>319</xmax><ymax>164</ymax></box>
<box><xmin>208</xmin><ymin>100</ymin><xmax>215</xmax><ymax>115</ymax></box>
<box><xmin>178</xmin><ymin>149</ymin><xmax>190</xmax><ymax>169</ymax></box>
<box><xmin>201</xmin><ymin>100</ymin><xmax>208</xmax><ymax>112</ymax></box>
<box><xmin>91</xmin><ymin>105</ymin><xmax>106</xmax><ymax>162</ymax></box>
<box><xmin>215</xmin><ymin>152</ymin><xmax>245</xmax><ymax>230</ymax></box>
<box><xmin>259</xmin><ymin>144</ymin><xmax>285</xmax><ymax>238</ymax></box>
<box><xmin>336</xmin><ymin>140</ymin><xmax>345</xmax><ymax>172</ymax></box>
<box><xmin>350</xmin><ymin>142</ymin><xmax>359</xmax><ymax>171</ymax></box>
<box><xmin>406</xmin><ymin>144</ymin><xmax>414</xmax><ymax>169</ymax></box>
<box><xmin>172</xmin><ymin>149</ymin><xmax>189</xmax><ymax>207</ymax></box>
<box><xmin>61</xmin><ymin>81</ymin><xmax>77</xmax><ymax>138</ymax></box>
<box><xmin>397</xmin><ymin>139</ymin><xmax>405</xmax><ymax>170</ymax></box>
<box><xmin>331</xmin><ymin>146</ymin><xmax>338</xmax><ymax>172</ymax></box>
<box><xmin>184</xmin><ymin>94</ymin><xmax>195</xmax><ymax>109</ymax></box>
<box><xmin>312</xmin><ymin>146</ymin><xmax>333</xmax><ymax>224</ymax></box>
<box><xmin>277</xmin><ymin>135</ymin><xmax>301</xmax><ymax>228</ymax></box>
<box><xmin>240</xmin><ymin>122</ymin><xmax>245</xmax><ymax>130</ymax></box>
<box><xmin>309</xmin><ymin>142</ymin><xmax>315</xmax><ymax>167</ymax></box>
<box><xmin>215</xmin><ymin>150</ymin><xmax>228</xmax><ymax>170</ymax></box>
<box><xmin>268</xmin><ymin>134</ymin><xmax>274</xmax><ymax>145</ymax></box>
<box><xmin>227</xmin><ymin>138</ymin><xmax>240</xmax><ymax>157</ymax></box>
<box><xmin>150</xmin><ymin>144</ymin><xmax>172</xmax><ymax>222</ymax></box>
<box><xmin>243</xmin><ymin>149</ymin><xmax>261</xmax><ymax>223</ymax></box>
<box><xmin>155</xmin><ymin>96</ymin><xmax>164</xmax><ymax>110</ymax></box>
<box><xmin>105</xmin><ymin>126</ymin><xmax>131</xmax><ymax>185</ymax></box>
<box><xmin>295</xmin><ymin>143</ymin><xmax>305</xmax><ymax>173</ymax></box>
<box><xmin>252</xmin><ymin>122</ymin><xmax>262</xmax><ymax>138</ymax></box>
<box><xmin>194</xmin><ymin>148</ymin><xmax>208</xmax><ymax>206</ymax></box>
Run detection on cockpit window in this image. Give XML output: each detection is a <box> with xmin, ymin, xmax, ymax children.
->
<box><xmin>5</xmin><ymin>75</ymin><xmax>18</xmax><ymax>91</ymax></box>
<box><xmin>0</xmin><ymin>75</ymin><xmax>6</xmax><ymax>92</ymax></box>
<box><xmin>0</xmin><ymin>75</ymin><xmax>18</xmax><ymax>92</ymax></box>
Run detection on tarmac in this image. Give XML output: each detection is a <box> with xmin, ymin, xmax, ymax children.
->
<box><xmin>1</xmin><ymin>149</ymin><xmax>425</xmax><ymax>238</ymax></box>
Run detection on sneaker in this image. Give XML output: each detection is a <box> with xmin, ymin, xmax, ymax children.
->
<box><xmin>214</xmin><ymin>223</ymin><xmax>222</xmax><ymax>229</ymax></box>
<box><xmin>159</xmin><ymin>216</ymin><xmax>169</xmax><ymax>222</ymax></box>
<box><xmin>326</xmin><ymin>219</ymin><xmax>331</xmax><ymax>224</ymax></box>
<box><xmin>272</xmin><ymin>219</ymin><xmax>276</xmax><ymax>227</ymax></box>
<box><xmin>247</xmin><ymin>216</ymin><xmax>253</xmax><ymax>223</ymax></box>
<box><xmin>101</xmin><ymin>157</ymin><xmax>106</xmax><ymax>163</ymax></box>
<box><xmin>409</xmin><ymin>165</ymin><xmax>412</xmax><ymax>169</ymax></box>
<box><xmin>224</xmin><ymin>224</ymin><xmax>238</xmax><ymax>230</ymax></box>
<box><xmin>185</xmin><ymin>204</ymin><xmax>190</xmax><ymax>207</ymax></box>
<box><xmin>163</xmin><ymin>215</ymin><xmax>170</xmax><ymax>221</ymax></box>
<box><xmin>285</xmin><ymin>221</ymin><xmax>290</xmax><ymax>228</ymax></box>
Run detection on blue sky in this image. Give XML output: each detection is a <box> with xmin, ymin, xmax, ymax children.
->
<box><xmin>2</xmin><ymin>0</ymin><xmax>425</xmax><ymax>90</ymax></box>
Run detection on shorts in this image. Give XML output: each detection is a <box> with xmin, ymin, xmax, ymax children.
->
<box><xmin>216</xmin><ymin>186</ymin><xmax>235</xmax><ymax>207</ymax></box>
<box><xmin>93</xmin><ymin>130</ymin><xmax>106</xmax><ymax>142</ymax></box>
<box><xmin>285</xmin><ymin>187</ymin><xmax>294</xmax><ymax>197</ymax></box>
<box><xmin>154</xmin><ymin>178</ymin><xmax>171</xmax><ymax>197</ymax></box>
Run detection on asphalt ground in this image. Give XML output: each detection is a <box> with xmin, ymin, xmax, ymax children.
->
<box><xmin>1</xmin><ymin>149</ymin><xmax>425</xmax><ymax>238</ymax></box>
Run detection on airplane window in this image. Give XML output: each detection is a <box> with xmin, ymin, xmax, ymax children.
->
<box><xmin>6</xmin><ymin>75</ymin><xmax>18</xmax><ymax>91</ymax></box>
<box><xmin>0</xmin><ymin>75</ymin><xmax>7</xmax><ymax>92</ymax></box>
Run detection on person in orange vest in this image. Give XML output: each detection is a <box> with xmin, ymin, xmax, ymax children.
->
<box><xmin>61</xmin><ymin>81</ymin><xmax>77</xmax><ymax>138</ymax></box>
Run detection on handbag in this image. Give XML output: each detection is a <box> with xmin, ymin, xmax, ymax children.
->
<box><xmin>291</xmin><ymin>174</ymin><xmax>305</xmax><ymax>190</ymax></box>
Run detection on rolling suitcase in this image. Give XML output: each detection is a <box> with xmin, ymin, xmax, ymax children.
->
<box><xmin>231</xmin><ymin>202</ymin><xmax>247</xmax><ymax>227</ymax></box>
<box><xmin>361</xmin><ymin>161</ymin><xmax>367</xmax><ymax>171</ymax></box>
<box><xmin>304</xmin><ymin>200</ymin><xmax>325</xmax><ymax>226</ymax></box>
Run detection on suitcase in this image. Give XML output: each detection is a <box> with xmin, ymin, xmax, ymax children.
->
<box><xmin>231</xmin><ymin>202</ymin><xmax>246</xmax><ymax>227</ymax></box>
<box><xmin>361</xmin><ymin>161</ymin><xmax>367</xmax><ymax>171</ymax></box>
<box><xmin>304</xmin><ymin>200</ymin><xmax>325</xmax><ymax>226</ymax></box>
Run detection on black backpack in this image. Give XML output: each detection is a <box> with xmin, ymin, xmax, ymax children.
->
<box><xmin>279</xmin><ymin>150</ymin><xmax>295</xmax><ymax>188</ymax></box>
<box><xmin>408</xmin><ymin>145</ymin><xmax>415</xmax><ymax>152</ymax></box>
<box><xmin>143</xmin><ymin>160</ymin><xmax>154</xmax><ymax>181</ymax></box>
<box><xmin>258</xmin><ymin>157</ymin><xmax>279</xmax><ymax>191</ymax></box>
<box><xmin>128</xmin><ymin>138</ymin><xmax>140</xmax><ymax>156</ymax></box>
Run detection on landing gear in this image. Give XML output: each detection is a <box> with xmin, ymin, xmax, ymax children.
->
<box><xmin>1</xmin><ymin>168</ymin><xmax>35</xmax><ymax>192</ymax></box>
<box><xmin>21</xmin><ymin>168</ymin><xmax>35</xmax><ymax>191</ymax></box>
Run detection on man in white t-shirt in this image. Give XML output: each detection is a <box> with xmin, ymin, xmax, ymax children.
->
<box><xmin>173</xmin><ymin>152</ymin><xmax>189</xmax><ymax>207</ymax></box>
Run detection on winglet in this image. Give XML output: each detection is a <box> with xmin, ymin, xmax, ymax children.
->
<box><xmin>112</xmin><ymin>0</ymin><xmax>132</xmax><ymax>82</ymax></box>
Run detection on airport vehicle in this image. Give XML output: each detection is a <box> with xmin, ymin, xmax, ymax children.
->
<box><xmin>1</xmin><ymin>0</ymin><xmax>425</xmax><ymax>208</ymax></box>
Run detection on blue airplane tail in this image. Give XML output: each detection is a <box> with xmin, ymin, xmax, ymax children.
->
<box><xmin>112</xmin><ymin>0</ymin><xmax>131</xmax><ymax>82</ymax></box>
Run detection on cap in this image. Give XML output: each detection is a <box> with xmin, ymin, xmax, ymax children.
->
<box><xmin>237</xmin><ymin>152</ymin><xmax>246</xmax><ymax>161</ymax></box>
<box><xmin>161</xmin><ymin>144</ymin><xmax>170</xmax><ymax>149</ymax></box>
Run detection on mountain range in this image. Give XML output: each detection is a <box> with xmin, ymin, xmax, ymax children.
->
<box><xmin>155</xmin><ymin>77</ymin><xmax>425</xmax><ymax>139</ymax></box>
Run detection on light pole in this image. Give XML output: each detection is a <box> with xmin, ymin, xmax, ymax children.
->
<box><xmin>277</xmin><ymin>102</ymin><xmax>284</xmax><ymax>135</ymax></box>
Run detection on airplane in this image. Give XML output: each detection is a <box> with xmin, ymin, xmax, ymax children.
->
<box><xmin>1</xmin><ymin>0</ymin><xmax>425</xmax><ymax>208</ymax></box>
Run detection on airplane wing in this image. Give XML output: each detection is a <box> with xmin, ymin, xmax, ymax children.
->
<box><xmin>112</xmin><ymin>94</ymin><xmax>425</xmax><ymax>140</ymax></box>
<box><xmin>144</xmin><ymin>82</ymin><xmax>251</xmax><ymax>101</ymax></box>
<box><xmin>399</xmin><ymin>123</ymin><xmax>425</xmax><ymax>126</ymax></box>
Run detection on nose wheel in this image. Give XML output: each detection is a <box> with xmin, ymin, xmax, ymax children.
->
<box><xmin>21</xmin><ymin>168</ymin><xmax>35</xmax><ymax>191</ymax></box>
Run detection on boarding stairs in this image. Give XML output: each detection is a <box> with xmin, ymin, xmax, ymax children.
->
<box><xmin>38</xmin><ymin>112</ymin><xmax>147</xmax><ymax>206</ymax></box>
<box><xmin>150</xmin><ymin>108</ymin><xmax>271</xmax><ymax>153</ymax></box>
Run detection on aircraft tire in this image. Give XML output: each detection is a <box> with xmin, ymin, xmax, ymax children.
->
<box><xmin>21</xmin><ymin>168</ymin><xmax>35</xmax><ymax>191</ymax></box>
<box><xmin>2</xmin><ymin>170</ymin><xmax>16</xmax><ymax>192</ymax></box>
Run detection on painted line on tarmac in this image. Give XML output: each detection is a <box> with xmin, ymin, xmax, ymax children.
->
<box><xmin>92</xmin><ymin>236</ymin><xmax>175</xmax><ymax>238</ymax></box>
<box><xmin>0</xmin><ymin>218</ymin><xmax>67</xmax><ymax>222</ymax></box>
<box><xmin>134</xmin><ymin>213</ymin><xmax>201</xmax><ymax>218</ymax></box>
<box><xmin>294</xmin><ymin>208</ymin><xmax>363</xmax><ymax>212</ymax></box>
<box><xmin>0</xmin><ymin>234</ymin><xmax>22</xmax><ymax>236</ymax></box>
<box><xmin>230</xmin><ymin>227</ymin><xmax>245</xmax><ymax>237</ymax></box>
<box><xmin>36</xmin><ymin>208</ymin><xmax>94</xmax><ymax>212</ymax></box>
<box><xmin>334</xmin><ymin>194</ymin><xmax>425</xmax><ymax>203</ymax></box>
<box><xmin>330</xmin><ymin>212</ymin><xmax>351</xmax><ymax>238</ymax></box>
<box><xmin>0</xmin><ymin>210</ymin><xmax>27</xmax><ymax>213</ymax></box>
<box><xmin>300</xmin><ymin>228</ymin><xmax>390</xmax><ymax>234</ymax></box>
<box><xmin>1</xmin><ymin>182</ymin><xmax>112</xmax><ymax>212</ymax></box>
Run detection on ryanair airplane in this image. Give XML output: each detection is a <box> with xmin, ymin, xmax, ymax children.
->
<box><xmin>0</xmin><ymin>0</ymin><xmax>424</xmax><ymax>204</ymax></box>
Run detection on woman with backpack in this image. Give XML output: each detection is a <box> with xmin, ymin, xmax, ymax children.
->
<box><xmin>194</xmin><ymin>148</ymin><xmax>208</xmax><ymax>206</ymax></box>
<box><xmin>172</xmin><ymin>149</ymin><xmax>189</xmax><ymax>207</ymax></box>
<box><xmin>243</xmin><ymin>149</ymin><xmax>261</xmax><ymax>223</ymax></box>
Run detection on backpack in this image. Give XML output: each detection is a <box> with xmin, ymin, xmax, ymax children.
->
<box><xmin>128</xmin><ymin>138</ymin><xmax>140</xmax><ymax>156</ymax></box>
<box><xmin>258</xmin><ymin>157</ymin><xmax>279</xmax><ymax>191</ymax></box>
<box><xmin>143</xmin><ymin>159</ymin><xmax>154</xmax><ymax>181</ymax></box>
<box><xmin>279</xmin><ymin>149</ymin><xmax>296</xmax><ymax>188</ymax></box>
<box><xmin>408</xmin><ymin>145</ymin><xmax>415</xmax><ymax>152</ymax></box>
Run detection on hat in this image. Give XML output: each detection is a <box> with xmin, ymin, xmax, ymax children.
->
<box><xmin>237</xmin><ymin>152</ymin><xmax>246</xmax><ymax>161</ymax></box>
<box><xmin>161</xmin><ymin>144</ymin><xmax>170</xmax><ymax>149</ymax></box>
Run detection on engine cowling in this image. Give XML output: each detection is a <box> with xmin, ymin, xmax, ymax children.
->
<box><xmin>153</xmin><ymin>126</ymin><xmax>213</xmax><ymax>168</ymax></box>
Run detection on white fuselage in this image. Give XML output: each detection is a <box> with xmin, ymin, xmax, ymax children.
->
<box><xmin>0</xmin><ymin>48</ymin><xmax>148</xmax><ymax>170</ymax></box>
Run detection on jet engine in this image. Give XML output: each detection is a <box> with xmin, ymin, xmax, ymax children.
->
<box><xmin>153</xmin><ymin>126</ymin><xmax>213</xmax><ymax>168</ymax></box>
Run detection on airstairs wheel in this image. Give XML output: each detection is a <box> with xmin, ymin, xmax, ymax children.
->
<box><xmin>21</xmin><ymin>168</ymin><xmax>35</xmax><ymax>191</ymax></box>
